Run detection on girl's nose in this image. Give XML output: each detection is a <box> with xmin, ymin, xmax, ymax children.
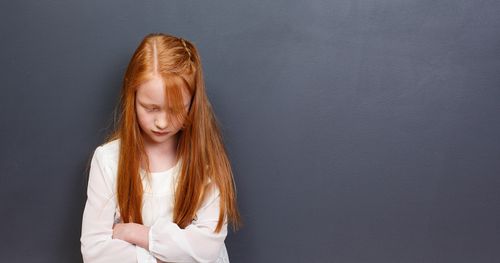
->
<box><xmin>154</xmin><ymin>116</ymin><xmax>168</xmax><ymax>130</ymax></box>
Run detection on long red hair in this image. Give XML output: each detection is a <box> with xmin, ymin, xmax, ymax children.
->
<box><xmin>103</xmin><ymin>33</ymin><xmax>241</xmax><ymax>232</ymax></box>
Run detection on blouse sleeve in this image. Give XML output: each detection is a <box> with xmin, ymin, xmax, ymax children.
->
<box><xmin>81</xmin><ymin>146</ymin><xmax>154</xmax><ymax>263</ymax></box>
<box><xmin>148</xmin><ymin>182</ymin><xmax>228</xmax><ymax>263</ymax></box>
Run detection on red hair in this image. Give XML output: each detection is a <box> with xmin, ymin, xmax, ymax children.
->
<box><xmin>103</xmin><ymin>33</ymin><xmax>241</xmax><ymax>232</ymax></box>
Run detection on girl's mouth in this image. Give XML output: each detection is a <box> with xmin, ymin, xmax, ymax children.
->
<box><xmin>153</xmin><ymin>131</ymin><xmax>169</xmax><ymax>136</ymax></box>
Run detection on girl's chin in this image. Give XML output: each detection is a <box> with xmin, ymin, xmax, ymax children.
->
<box><xmin>140</xmin><ymin>130</ymin><xmax>180</xmax><ymax>144</ymax></box>
<box><xmin>147</xmin><ymin>132</ymin><xmax>178</xmax><ymax>142</ymax></box>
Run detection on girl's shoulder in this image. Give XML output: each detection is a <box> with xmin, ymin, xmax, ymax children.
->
<box><xmin>93</xmin><ymin>138</ymin><xmax>120</xmax><ymax>168</ymax></box>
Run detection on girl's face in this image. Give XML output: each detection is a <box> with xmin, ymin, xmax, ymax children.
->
<box><xmin>135</xmin><ymin>75</ymin><xmax>192</xmax><ymax>145</ymax></box>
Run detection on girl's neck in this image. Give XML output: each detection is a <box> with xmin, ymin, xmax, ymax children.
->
<box><xmin>141</xmin><ymin>134</ymin><xmax>180</xmax><ymax>172</ymax></box>
<box><xmin>143</xmin><ymin>133</ymin><xmax>179</xmax><ymax>159</ymax></box>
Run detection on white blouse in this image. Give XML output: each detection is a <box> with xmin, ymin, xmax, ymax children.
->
<box><xmin>80</xmin><ymin>139</ymin><xmax>230</xmax><ymax>263</ymax></box>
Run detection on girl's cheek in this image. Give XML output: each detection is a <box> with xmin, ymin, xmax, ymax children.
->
<box><xmin>147</xmin><ymin>115</ymin><xmax>155</xmax><ymax>124</ymax></box>
<box><xmin>138</xmin><ymin>113</ymin><xmax>151</xmax><ymax>127</ymax></box>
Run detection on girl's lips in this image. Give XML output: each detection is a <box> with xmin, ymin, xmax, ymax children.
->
<box><xmin>153</xmin><ymin>131</ymin><xmax>169</xmax><ymax>136</ymax></box>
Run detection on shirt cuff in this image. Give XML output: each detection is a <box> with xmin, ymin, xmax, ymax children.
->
<box><xmin>148</xmin><ymin>220</ymin><xmax>176</xmax><ymax>260</ymax></box>
<box><xmin>148</xmin><ymin>223</ymin><xmax>159</xmax><ymax>257</ymax></box>
<box><xmin>136</xmin><ymin>245</ymin><xmax>156</xmax><ymax>263</ymax></box>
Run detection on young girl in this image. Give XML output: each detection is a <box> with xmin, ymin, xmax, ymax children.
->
<box><xmin>80</xmin><ymin>33</ymin><xmax>241</xmax><ymax>263</ymax></box>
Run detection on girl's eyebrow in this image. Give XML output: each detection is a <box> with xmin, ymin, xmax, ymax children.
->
<box><xmin>141</xmin><ymin>102</ymin><xmax>161</xmax><ymax>107</ymax></box>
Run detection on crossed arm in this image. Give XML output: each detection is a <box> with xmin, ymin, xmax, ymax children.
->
<box><xmin>81</xmin><ymin>146</ymin><xmax>228</xmax><ymax>263</ymax></box>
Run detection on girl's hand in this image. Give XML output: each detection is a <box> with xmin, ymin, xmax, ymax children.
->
<box><xmin>112</xmin><ymin>222</ymin><xmax>151</xmax><ymax>250</ymax></box>
<box><xmin>112</xmin><ymin>222</ymin><xmax>132</xmax><ymax>242</ymax></box>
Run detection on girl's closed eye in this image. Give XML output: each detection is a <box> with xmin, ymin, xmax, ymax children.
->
<box><xmin>146</xmin><ymin>107</ymin><xmax>159</xmax><ymax>112</ymax></box>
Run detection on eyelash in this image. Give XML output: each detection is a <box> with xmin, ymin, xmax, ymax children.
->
<box><xmin>145</xmin><ymin>106</ymin><xmax>188</xmax><ymax>112</ymax></box>
<box><xmin>146</xmin><ymin>108</ymin><xmax>159</xmax><ymax>112</ymax></box>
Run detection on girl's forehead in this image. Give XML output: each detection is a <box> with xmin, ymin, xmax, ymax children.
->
<box><xmin>136</xmin><ymin>77</ymin><xmax>164</xmax><ymax>99</ymax></box>
<box><xmin>136</xmin><ymin>75</ymin><xmax>191</xmax><ymax>105</ymax></box>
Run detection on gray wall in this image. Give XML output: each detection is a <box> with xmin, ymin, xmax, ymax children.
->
<box><xmin>1</xmin><ymin>1</ymin><xmax>499</xmax><ymax>262</ymax></box>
